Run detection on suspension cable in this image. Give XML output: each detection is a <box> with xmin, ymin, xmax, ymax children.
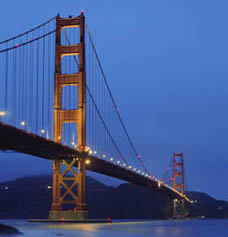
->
<box><xmin>0</xmin><ymin>16</ymin><xmax>56</xmax><ymax>45</ymax></box>
<box><xmin>0</xmin><ymin>30</ymin><xmax>56</xmax><ymax>53</ymax></box>
<box><xmin>63</xmin><ymin>30</ymin><xmax>128</xmax><ymax>164</ymax></box>
<box><xmin>85</xmin><ymin>24</ymin><xmax>151</xmax><ymax>174</ymax></box>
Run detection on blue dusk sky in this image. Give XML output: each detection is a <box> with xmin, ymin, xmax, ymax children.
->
<box><xmin>0</xmin><ymin>0</ymin><xmax>228</xmax><ymax>200</ymax></box>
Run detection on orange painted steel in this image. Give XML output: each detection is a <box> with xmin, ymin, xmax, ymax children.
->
<box><xmin>51</xmin><ymin>13</ymin><xmax>87</xmax><ymax>214</ymax></box>
<box><xmin>173</xmin><ymin>152</ymin><xmax>185</xmax><ymax>217</ymax></box>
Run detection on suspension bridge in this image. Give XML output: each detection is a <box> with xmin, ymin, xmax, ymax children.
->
<box><xmin>0</xmin><ymin>12</ymin><xmax>191</xmax><ymax>220</ymax></box>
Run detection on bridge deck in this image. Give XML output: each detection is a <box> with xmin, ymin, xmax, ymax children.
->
<box><xmin>0</xmin><ymin>122</ymin><xmax>187</xmax><ymax>201</ymax></box>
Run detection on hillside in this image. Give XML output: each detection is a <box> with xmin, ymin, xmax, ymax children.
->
<box><xmin>0</xmin><ymin>175</ymin><xmax>227</xmax><ymax>219</ymax></box>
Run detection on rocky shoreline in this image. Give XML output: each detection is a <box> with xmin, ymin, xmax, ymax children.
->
<box><xmin>0</xmin><ymin>223</ymin><xmax>20</xmax><ymax>235</ymax></box>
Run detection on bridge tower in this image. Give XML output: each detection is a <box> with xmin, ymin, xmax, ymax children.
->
<box><xmin>173</xmin><ymin>151</ymin><xmax>185</xmax><ymax>218</ymax></box>
<box><xmin>49</xmin><ymin>13</ymin><xmax>88</xmax><ymax>220</ymax></box>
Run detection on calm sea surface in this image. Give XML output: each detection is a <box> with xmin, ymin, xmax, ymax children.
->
<box><xmin>1</xmin><ymin>219</ymin><xmax>228</xmax><ymax>237</ymax></box>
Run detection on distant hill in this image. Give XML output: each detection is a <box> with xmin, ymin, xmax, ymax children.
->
<box><xmin>0</xmin><ymin>175</ymin><xmax>227</xmax><ymax>219</ymax></box>
<box><xmin>186</xmin><ymin>191</ymin><xmax>228</xmax><ymax>218</ymax></box>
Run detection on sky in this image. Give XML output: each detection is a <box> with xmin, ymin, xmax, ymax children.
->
<box><xmin>0</xmin><ymin>0</ymin><xmax>228</xmax><ymax>200</ymax></box>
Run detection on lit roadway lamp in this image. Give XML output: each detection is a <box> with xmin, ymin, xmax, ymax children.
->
<box><xmin>85</xmin><ymin>159</ymin><xmax>90</xmax><ymax>165</ymax></box>
<box><xmin>0</xmin><ymin>111</ymin><xmax>7</xmax><ymax>121</ymax></box>
<box><xmin>20</xmin><ymin>121</ymin><xmax>25</xmax><ymax>127</ymax></box>
<box><xmin>84</xmin><ymin>146</ymin><xmax>90</xmax><ymax>152</ymax></box>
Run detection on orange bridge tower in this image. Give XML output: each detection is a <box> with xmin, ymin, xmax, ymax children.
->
<box><xmin>173</xmin><ymin>151</ymin><xmax>186</xmax><ymax>218</ymax></box>
<box><xmin>49</xmin><ymin>13</ymin><xmax>87</xmax><ymax>220</ymax></box>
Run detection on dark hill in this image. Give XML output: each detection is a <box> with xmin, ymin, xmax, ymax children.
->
<box><xmin>0</xmin><ymin>175</ymin><xmax>227</xmax><ymax>219</ymax></box>
<box><xmin>186</xmin><ymin>191</ymin><xmax>228</xmax><ymax>218</ymax></box>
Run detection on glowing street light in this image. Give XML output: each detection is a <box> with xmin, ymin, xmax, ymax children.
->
<box><xmin>85</xmin><ymin>159</ymin><xmax>90</xmax><ymax>165</ymax></box>
<box><xmin>0</xmin><ymin>111</ymin><xmax>7</xmax><ymax>116</ymax></box>
<box><xmin>20</xmin><ymin>121</ymin><xmax>25</xmax><ymax>126</ymax></box>
<box><xmin>41</xmin><ymin>129</ymin><xmax>45</xmax><ymax>134</ymax></box>
<box><xmin>0</xmin><ymin>111</ymin><xmax>7</xmax><ymax>122</ymax></box>
<box><xmin>85</xmin><ymin>146</ymin><xmax>90</xmax><ymax>152</ymax></box>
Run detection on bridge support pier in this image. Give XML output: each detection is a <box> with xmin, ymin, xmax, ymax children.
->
<box><xmin>49</xmin><ymin>157</ymin><xmax>88</xmax><ymax>220</ymax></box>
<box><xmin>173</xmin><ymin>198</ymin><xmax>185</xmax><ymax>219</ymax></box>
<box><xmin>50</xmin><ymin>160</ymin><xmax>61</xmax><ymax>212</ymax></box>
<box><xmin>49</xmin><ymin>210</ymin><xmax>88</xmax><ymax>220</ymax></box>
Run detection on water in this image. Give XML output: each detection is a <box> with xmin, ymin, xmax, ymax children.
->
<box><xmin>1</xmin><ymin>219</ymin><xmax>228</xmax><ymax>237</ymax></box>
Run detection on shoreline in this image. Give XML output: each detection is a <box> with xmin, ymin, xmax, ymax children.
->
<box><xmin>0</xmin><ymin>223</ymin><xmax>20</xmax><ymax>235</ymax></box>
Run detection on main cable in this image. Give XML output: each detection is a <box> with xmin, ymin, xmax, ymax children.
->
<box><xmin>85</xmin><ymin>24</ymin><xmax>151</xmax><ymax>174</ymax></box>
<box><xmin>0</xmin><ymin>16</ymin><xmax>56</xmax><ymax>45</ymax></box>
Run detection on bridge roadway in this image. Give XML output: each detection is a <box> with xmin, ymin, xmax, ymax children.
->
<box><xmin>0</xmin><ymin>122</ymin><xmax>190</xmax><ymax>202</ymax></box>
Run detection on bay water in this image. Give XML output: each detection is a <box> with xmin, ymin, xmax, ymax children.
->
<box><xmin>1</xmin><ymin>219</ymin><xmax>228</xmax><ymax>236</ymax></box>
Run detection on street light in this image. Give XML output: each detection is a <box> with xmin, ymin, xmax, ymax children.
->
<box><xmin>85</xmin><ymin>159</ymin><xmax>90</xmax><ymax>165</ymax></box>
<box><xmin>0</xmin><ymin>111</ymin><xmax>7</xmax><ymax>121</ymax></box>
<box><xmin>0</xmin><ymin>111</ymin><xmax>6</xmax><ymax>116</ymax></box>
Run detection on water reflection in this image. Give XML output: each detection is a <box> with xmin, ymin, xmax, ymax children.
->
<box><xmin>2</xmin><ymin>219</ymin><xmax>228</xmax><ymax>237</ymax></box>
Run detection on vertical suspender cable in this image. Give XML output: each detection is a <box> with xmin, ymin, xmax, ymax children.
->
<box><xmin>25</xmin><ymin>34</ymin><xmax>28</xmax><ymax>130</ymax></box>
<box><xmin>4</xmin><ymin>43</ymin><xmax>8</xmax><ymax>123</ymax></box>
<box><xmin>47</xmin><ymin>24</ymin><xmax>51</xmax><ymax>139</ymax></box>
<box><xmin>18</xmin><ymin>39</ymin><xmax>22</xmax><ymax>126</ymax></box>
<box><xmin>12</xmin><ymin>41</ymin><xmax>15</xmax><ymax>125</ymax></box>
<box><xmin>29</xmin><ymin>33</ymin><xmax>34</xmax><ymax>132</ymax></box>
<box><xmin>36</xmin><ymin>29</ymin><xmax>40</xmax><ymax>133</ymax></box>
<box><xmin>42</xmin><ymin>27</ymin><xmax>45</xmax><ymax>134</ymax></box>
<box><xmin>22</xmin><ymin>42</ymin><xmax>25</xmax><ymax>126</ymax></box>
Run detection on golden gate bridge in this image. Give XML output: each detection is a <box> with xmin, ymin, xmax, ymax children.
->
<box><xmin>0</xmin><ymin>12</ymin><xmax>191</xmax><ymax>221</ymax></box>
